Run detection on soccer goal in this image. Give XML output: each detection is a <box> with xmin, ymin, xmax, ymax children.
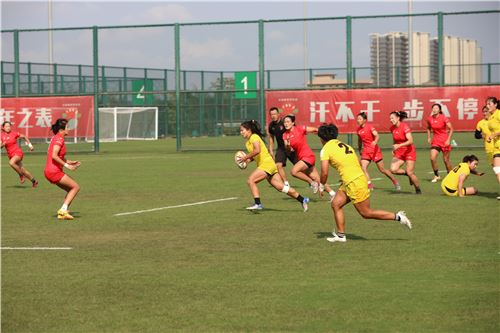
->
<box><xmin>98</xmin><ymin>107</ymin><xmax>158</xmax><ymax>142</ymax></box>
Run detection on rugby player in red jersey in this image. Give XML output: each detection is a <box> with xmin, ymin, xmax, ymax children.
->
<box><xmin>356</xmin><ymin>112</ymin><xmax>400</xmax><ymax>190</ymax></box>
<box><xmin>282</xmin><ymin>114</ymin><xmax>335</xmax><ymax>199</ymax></box>
<box><xmin>426</xmin><ymin>103</ymin><xmax>454</xmax><ymax>182</ymax></box>
<box><xmin>44</xmin><ymin>119</ymin><xmax>80</xmax><ymax>220</ymax></box>
<box><xmin>389</xmin><ymin>111</ymin><xmax>422</xmax><ymax>194</ymax></box>
<box><xmin>1</xmin><ymin>121</ymin><xmax>38</xmax><ymax>187</ymax></box>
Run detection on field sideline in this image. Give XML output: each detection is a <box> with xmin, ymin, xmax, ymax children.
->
<box><xmin>1</xmin><ymin>139</ymin><xmax>498</xmax><ymax>332</ymax></box>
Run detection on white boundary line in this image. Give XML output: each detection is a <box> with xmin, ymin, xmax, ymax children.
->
<box><xmin>114</xmin><ymin>197</ymin><xmax>238</xmax><ymax>217</ymax></box>
<box><xmin>1</xmin><ymin>247</ymin><xmax>72</xmax><ymax>250</ymax></box>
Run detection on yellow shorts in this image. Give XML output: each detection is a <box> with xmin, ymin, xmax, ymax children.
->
<box><xmin>340</xmin><ymin>175</ymin><xmax>371</xmax><ymax>204</ymax></box>
<box><xmin>441</xmin><ymin>184</ymin><xmax>466</xmax><ymax>197</ymax></box>
<box><xmin>485</xmin><ymin>149</ymin><xmax>494</xmax><ymax>165</ymax></box>
<box><xmin>258</xmin><ymin>161</ymin><xmax>278</xmax><ymax>176</ymax></box>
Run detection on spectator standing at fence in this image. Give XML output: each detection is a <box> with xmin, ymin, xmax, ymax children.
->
<box><xmin>44</xmin><ymin>118</ymin><xmax>81</xmax><ymax>220</ymax></box>
<box><xmin>389</xmin><ymin>111</ymin><xmax>422</xmax><ymax>194</ymax></box>
<box><xmin>1</xmin><ymin>121</ymin><xmax>38</xmax><ymax>188</ymax></box>
<box><xmin>356</xmin><ymin>112</ymin><xmax>400</xmax><ymax>191</ymax></box>
<box><xmin>238</xmin><ymin>120</ymin><xmax>309</xmax><ymax>212</ymax></box>
<box><xmin>317</xmin><ymin>123</ymin><xmax>412</xmax><ymax>244</ymax></box>
<box><xmin>267</xmin><ymin>107</ymin><xmax>298</xmax><ymax>187</ymax></box>
<box><xmin>426</xmin><ymin>103</ymin><xmax>454</xmax><ymax>182</ymax></box>
<box><xmin>485</xmin><ymin>97</ymin><xmax>500</xmax><ymax>199</ymax></box>
<box><xmin>441</xmin><ymin>155</ymin><xmax>483</xmax><ymax>197</ymax></box>
<box><xmin>475</xmin><ymin>105</ymin><xmax>494</xmax><ymax>166</ymax></box>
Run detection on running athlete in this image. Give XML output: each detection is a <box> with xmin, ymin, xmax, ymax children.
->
<box><xmin>475</xmin><ymin>106</ymin><xmax>494</xmax><ymax>165</ymax></box>
<box><xmin>441</xmin><ymin>155</ymin><xmax>483</xmax><ymax>197</ymax></box>
<box><xmin>1</xmin><ymin>121</ymin><xmax>38</xmax><ymax>187</ymax></box>
<box><xmin>267</xmin><ymin>107</ymin><xmax>298</xmax><ymax>187</ymax></box>
<box><xmin>44</xmin><ymin>118</ymin><xmax>81</xmax><ymax>220</ymax></box>
<box><xmin>426</xmin><ymin>103</ymin><xmax>454</xmax><ymax>182</ymax></box>
<box><xmin>356</xmin><ymin>112</ymin><xmax>400</xmax><ymax>190</ymax></box>
<box><xmin>389</xmin><ymin>111</ymin><xmax>422</xmax><ymax>194</ymax></box>
<box><xmin>282</xmin><ymin>114</ymin><xmax>321</xmax><ymax>193</ymax></box>
<box><xmin>485</xmin><ymin>96</ymin><xmax>500</xmax><ymax>199</ymax></box>
<box><xmin>317</xmin><ymin>124</ymin><xmax>412</xmax><ymax>244</ymax></box>
<box><xmin>238</xmin><ymin>120</ymin><xmax>309</xmax><ymax>212</ymax></box>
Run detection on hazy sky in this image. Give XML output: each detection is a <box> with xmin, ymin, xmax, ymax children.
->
<box><xmin>1</xmin><ymin>1</ymin><xmax>499</xmax><ymax>75</ymax></box>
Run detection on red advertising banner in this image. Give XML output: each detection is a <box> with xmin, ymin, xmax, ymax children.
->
<box><xmin>266</xmin><ymin>86</ymin><xmax>500</xmax><ymax>133</ymax></box>
<box><xmin>0</xmin><ymin>96</ymin><xmax>94</xmax><ymax>138</ymax></box>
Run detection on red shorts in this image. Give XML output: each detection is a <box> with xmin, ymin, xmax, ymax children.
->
<box><xmin>393</xmin><ymin>145</ymin><xmax>417</xmax><ymax>161</ymax></box>
<box><xmin>361</xmin><ymin>146</ymin><xmax>383</xmax><ymax>162</ymax></box>
<box><xmin>7</xmin><ymin>149</ymin><xmax>23</xmax><ymax>160</ymax></box>
<box><xmin>44</xmin><ymin>168</ymin><xmax>65</xmax><ymax>184</ymax></box>
<box><xmin>431</xmin><ymin>141</ymin><xmax>452</xmax><ymax>153</ymax></box>
<box><xmin>299</xmin><ymin>154</ymin><xmax>316</xmax><ymax>167</ymax></box>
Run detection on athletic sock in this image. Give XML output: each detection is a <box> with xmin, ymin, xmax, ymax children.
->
<box><xmin>337</xmin><ymin>232</ymin><xmax>345</xmax><ymax>238</ymax></box>
<box><xmin>254</xmin><ymin>198</ymin><xmax>261</xmax><ymax>205</ymax></box>
<box><xmin>296</xmin><ymin>195</ymin><xmax>304</xmax><ymax>203</ymax></box>
<box><xmin>60</xmin><ymin>204</ymin><xmax>69</xmax><ymax>211</ymax></box>
<box><xmin>284</xmin><ymin>181</ymin><xmax>290</xmax><ymax>187</ymax></box>
<box><xmin>434</xmin><ymin>170</ymin><xmax>439</xmax><ymax>177</ymax></box>
<box><xmin>31</xmin><ymin>178</ymin><xmax>37</xmax><ymax>183</ymax></box>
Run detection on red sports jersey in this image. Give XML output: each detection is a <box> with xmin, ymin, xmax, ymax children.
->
<box><xmin>390</xmin><ymin>122</ymin><xmax>416</xmax><ymax>161</ymax></box>
<box><xmin>1</xmin><ymin>131</ymin><xmax>23</xmax><ymax>159</ymax></box>
<box><xmin>427</xmin><ymin>114</ymin><xmax>450</xmax><ymax>146</ymax></box>
<box><xmin>357</xmin><ymin>124</ymin><xmax>378</xmax><ymax>150</ymax></box>
<box><xmin>44</xmin><ymin>133</ymin><xmax>66</xmax><ymax>183</ymax></box>
<box><xmin>282</xmin><ymin>125</ymin><xmax>316</xmax><ymax>165</ymax></box>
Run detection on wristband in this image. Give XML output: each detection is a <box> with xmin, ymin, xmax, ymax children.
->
<box><xmin>64</xmin><ymin>163</ymin><xmax>69</xmax><ymax>169</ymax></box>
<box><xmin>28</xmin><ymin>143</ymin><xmax>33</xmax><ymax>149</ymax></box>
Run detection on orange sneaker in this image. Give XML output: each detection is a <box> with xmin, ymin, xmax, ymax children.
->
<box><xmin>57</xmin><ymin>210</ymin><xmax>74</xmax><ymax>220</ymax></box>
<box><xmin>19</xmin><ymin>175</ymin><xmax>25</xmax><ymax>183</ymax></box>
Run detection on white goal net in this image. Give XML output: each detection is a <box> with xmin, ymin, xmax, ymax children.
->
<box><xmin>98</xmin><ymin>107</ymin><xmax>158</xmax><ymax>142</ymax></box>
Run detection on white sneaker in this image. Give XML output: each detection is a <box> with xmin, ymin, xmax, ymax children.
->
<box><xmin>394</xmin><ymin>183</ymin><xmax>401</xmax><ymax>191</ymax></box>
<box><xmin>301</xmin><ymin>197</ymin><xmax>310</xmax><ymax>212</ymax></box>
<box><xmin>431</xmin><ymin>175</ymin><xmax>441</xmax><ymax>183</ymax></box>
<box><xmin>311</xmin><ymin>181</ymin><xmax>319</xmax><ymax>194</ymax></box>
<box><xmin>396</xmin><ymin>211</ymin><xmax>412</xmax><ymax>229</ymax></box>
<box><xmin>246</xmin><ymin>204</ymin><xmax>263</xmax><ymax>210</ymax></box>
<box><xmin>329</xmin><ymin>191</ymin><xmax>336</xmax><ymax>202</ymax></box>
<box><xmin>326</xmin><ymin>232</ymin><xmax>347</xmax><ymax>243</ymax></box>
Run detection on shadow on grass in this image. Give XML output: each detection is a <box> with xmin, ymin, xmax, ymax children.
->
<box><xmin>314</xmin><ymin>232</ymin><xmax>408</xmax><ymax>241</ymax></box>
<box><xmin>7</xmin><ymin>185</ymin><xmax>29</xmax><ymax>189</ymax></box>
<box><xmin>237</xmin><ymin>208</ymin><xmax>285</xmax><ymax>213</ymax></box>
<box><xmin>476</xmin><ymin>191</ymin><xmax>500</xmax><ymax>199</ymax></box>
<box><xmin>51</xmin><ymin>211</ymin><xmax>81</xmax><ymax>219</ymax></box>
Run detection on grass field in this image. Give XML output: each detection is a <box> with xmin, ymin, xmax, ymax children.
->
<box><xmin>1</xmin><ymin>138</ymin><xmax>499</xmax><ymax>333</ymax></box>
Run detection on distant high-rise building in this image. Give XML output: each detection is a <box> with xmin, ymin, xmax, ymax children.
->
<box><xmin>370</xmin><ymin>32</ymin><xmax>482</xmax><ymax>86</ymax></box>
<box><xmin>430</xmin><ymin>36</ymin><xmax>483</xmax><ymax>84</ymax></box>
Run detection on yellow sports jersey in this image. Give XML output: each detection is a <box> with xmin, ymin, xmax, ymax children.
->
<box><xmin>441</xmin><ymin>162</ymin><xmax>470</xmax><ymax>192</ymax></box>
<box><xmin>476</xmin><ymin>119</ymin><xmax>494</xmax><ymax>152</ymax></box>
<box><xmin>487</xmin><ymin>109</ymin><xmax>500</xmax><ymax>153</ymax></box>
<box><xmin>246</xmin><ymin>134</ymin><xmax>277</xmax><ymax>175</ymax></box>
<box><xmin>320</xmin><ymin>139</ymin><xmax>364</xmax><ymax>184</ymax></box>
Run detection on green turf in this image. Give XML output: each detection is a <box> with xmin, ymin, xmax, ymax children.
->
<box><xmin>2</xmin><ymin>139</ymin><xmax>498</xmax><ymax>333</ymax></box>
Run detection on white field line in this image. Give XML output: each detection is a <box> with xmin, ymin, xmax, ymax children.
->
<box><xmin>1</xmin><ymin>247</ymin><xmax>72</xmax><ymax>250</ymax></box>
<box><xmin>114</xmin><ymin>197</ymin><xmax>238</xmax><ymax>217</ymax></box>
<box><xmin>329</xmin><ymin>177</ymin><xmax>383</xmax><ymax>187</ymax></box>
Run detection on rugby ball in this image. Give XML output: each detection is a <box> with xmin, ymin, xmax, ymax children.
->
<box><xmin>234</xmin><ymin>150</ymin><xmax>248</xmax><ymax>169</ymax></box>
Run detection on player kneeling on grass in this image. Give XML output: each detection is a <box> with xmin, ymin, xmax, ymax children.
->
<box><xmin>441</xmin><ymin>155</ymin><xmax>483</xmax><ymax>197</ymax></box>
<box><xmin>317</xmin><ymin>124</ymin><xmax>412</xmax><ymax>243</ymax></box>
<box><xmin>238</xmin><ymin>120</ymin><xmax>309</xmax><ymax>212</ymax></box>
<box><xmin>44</xmin><ymin>118</ymin><xmax>81</xmax><ymax>220</ymax></box>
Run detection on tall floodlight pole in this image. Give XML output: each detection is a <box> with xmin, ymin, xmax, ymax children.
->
<box><xmin>303</xmin><ymin>0</ymin><xmax>308</xmax><ymax>87</ymax></box>
<box><xmin>48</xmin><ymin>0</ymin><xmax>54</xmax><ymax>92</ymax></box>
<box><xmin>408</xmin><ymin>0</ymin><xmax>413</xmax><ymax>86</ymax></box>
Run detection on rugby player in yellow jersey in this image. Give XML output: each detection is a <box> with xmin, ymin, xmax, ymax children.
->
<box><xmin>485</xmin><ymin>97</ymin><xmax>500</xmax><ymax>199</ymax></box>
<box><xmin>317</xmin><ymin>124</ymin><xmax>412</xmax><ymax>243</ymax></box>
<box><xmin>475</xmin><ymin>106</ymin><xmax>494</xmax><ymax>165</ymax></box>
<box><xmin>441</xmin><ymin>155</ymin><xmax>483</xmax><ymax>197</ymax></box>
<box><xmin>238</xmin><ymin>120</ymin><xmax>310</xmax><ymax>212</ymax></box>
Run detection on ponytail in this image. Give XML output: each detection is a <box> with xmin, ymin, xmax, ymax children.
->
<box><xmin>240</xmin><ymin>119</ymin><xmax>265</xmax><ymax>139</ymax></box>
<box><xmin>390</xmin><ymin>111</ymin><xmax>408</xmax><ymax>121</ymax></box>
<box><xmin>51</xmin><ymin>118</ymin><xmax>68</xmax><ymax>135</ymax></box>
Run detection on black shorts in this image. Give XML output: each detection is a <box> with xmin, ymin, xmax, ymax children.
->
<box><xmin>275</xmin><ymin>148</ymin><xmax>298</xmax><ymax>166</ymax></box>
<box><xmin>430</xmin><ymin>146</ymin><xmax>442</xmax><ymax>152</ymax></box>
<box><xmin>494</xmin><ymin>153</ymin><xmax>500</xmax><ymax>159</ymax></box>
